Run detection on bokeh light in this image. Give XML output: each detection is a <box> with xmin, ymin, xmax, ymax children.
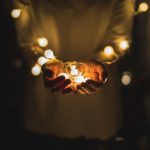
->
<box><xmin>38</xmin><ymin>56</ymin><xmax>48</xmax><ymax>66</ymax></box>
<box><xmin>37</xmin><ymin>37</ymin><xmax>48</xmax><ymax>47</ymax></box>
<box><xmin>31</xmin><ymin>64</ymin><xmax>41</xmax><ymax>76</ymax></box>
<box><xmin>119</xmin><ymin>40</ymin><xmax>129</xmax><ymax>50</ymax></box>
<box><xmin>11</xmin><ymin>9</ymin><xmax>22</xmax><ymax>18</ymax></box>
<box><xmin>138</xmin><ymin>2</ymin><xmax>149</xmax><ymax>13</ymax></box>
<box><xmin>104</xmin><ymin>46</ymin><xmax>114</xmax><ymax>56</ymax></box>
<box><xmin>44</xmin><ymin>49</ymin><xmax>55</xmax><ymax>59</ymax></box>
<box><xmin>121</xmin><ymin>71</ymin><xmax>132</xmax><ymax>85</ymax></box>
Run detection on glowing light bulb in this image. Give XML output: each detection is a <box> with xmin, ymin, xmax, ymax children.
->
<box><xmin>119</xmin><ymin>40</ymin><xmax>129</xmax><ymax>50</ymax></box>
<box><xmin>38</xmin><ymin>56</ymin><xmax>48</xmax><ymax>66</ymax></box>
<box><xmin>11</xmin><ymin>9</ymin><xmax>22</xmax><ymax>18</ymax></box>
<box><xmin>44</xmin><ymin>49</ymin><xmax>55</xmax><ymax>59</ymax></box>
<box><xmin>104</xmin><ymin>46</ymin><xmax>114</xmax><ymax>56</ymax></box>
<box><xmin>70</xmin><ymin>65</ymin><xmax>79</xmax><ymax>76</ymax></box>
<box><xmin>31</xmin><ymin>64</ymin><xmax>41</xmax><ymax>76</ymax></box>
<box><xmin>74</xmin><ymin>75</ymin><xmax>85</xmax><ymax>83</ymax></box>
<box><xmin>70</xmin><ymin>65</ymin><xmax>76</xmax><ymax>70</ymax></box>
<box><xmin>37</xmin><ymin>37</ymin><xmax>48</xmax><ymax>47</ymax></box>
<box><xmin>138</xmin><ymin>2</ymin><xmax>149</xmax><ymax>13</ymax></box>
<box><xmin>121</xmin><ymin>71</ymin><xmax>132</xmax><ymax>85</ymax></box>
<box><xmin>58</xmin><ymin>73</ymin><xmax>69</xmax><ymax>79</ymax></box>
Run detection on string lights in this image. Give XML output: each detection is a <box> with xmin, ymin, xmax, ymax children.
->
<box><xmin>118</xmin><ymin>40</ymin><xmax>129</xmax><ymax>51</ymax></box>
<box><xmin>104</xmin><ymin>46</ymin><xmax>115</xmax><ymax>56</ymax></box>
<box><xmin>11</xmin><ymin>0</ymin><xmax>149</xmax><ymax>83</ymax></box>
<box><xmin>121</xmin><ymin>71</ymin><xmax>132</xmax><ymax>86</ymax></box>
<box><xmin>69</xmin><ymin>65</ymin><xmax>89</xmax><ymax>84</ymax></box>
<box><xmin>58</xmin><ymin>63</ymin><xmax>89</xmax><ymax>88</ymax></box>
<box><xmin>44</xmin><ymin>49</ymin><xmax>56</xmax><ymax>59</ymax></box>
<box><xmin>32</xmin><ymin>48</ymin><xmax>57</xmax><ymax>76</ymax></box>
<box><xmin>31</xmin><ymin>64</ymin><xmax>41</xmax><ymax>76</ymax></box>
<box><xmin>37</xmin><ymin>56</ymin><xmax>48</xmax><ymax>66</ymax></box>
<box><xmin>138</xmin><ymin>2</ymin><xmax>149</xmax><ymax>13</ymax></box>
<box><xmin>37</xmin><ymin>37</ymin><xmax>48</xmax><ymax>48</ymax></box>
<box><xmin>11</xmin><ymin>9</ymin><xmax>22</xmax><ymax>18</ymax></box>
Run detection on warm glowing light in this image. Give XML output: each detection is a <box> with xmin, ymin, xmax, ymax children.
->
<box><xmin>70</xmin><ymin>65</ymin><xmax>76</xmax><ymax>70</ymax></box>
<box><xmin>37</xmin><ymin>37</ymin><xmax>48</xmax><ymax>47</ymax></box>
<box><xmin>74</xmin><ymin>75</ymin><xmax>86</xmax><ymax>83</ymax></box>
<box><xmin>11</xmin><ymin>9</ymin><xmax>22</xmax><ymax>18</ymax></box>
<box><xmin>138</xmin><ymin>2</ymin><xmax>149</xmax><ymax>13</ymax></box>
<box><xmin>104</xmin><ymin>46</ymin><xmax>114</xmax><ymax>56</ymax></box>
<box><xmin>70</xmin><ymin>65</ymin><xmax>79</xmax><ymax>76</ymax></box>
<box><xmin>31</xmin><ymin>64</ymin><xmax>41</xmax><ymax>76</ymax></box>
<box><xmin>58</xmin><ymin>73</ymin><xmax>69</xmax><ymax>79</ymax></box>
<box><xmin>38</xmin><ymin>56</ymin><xmax>48</xmax><ymax>66</ymax></box>
<box><xmin>44</xmin><ymin>49</ymin><xmax>55</xmax><ymax>59</ymax></box>
<box><xmin>119</xmin><ymin>40</ymin><xmax>129</xmax><ymax>50</ymax></box>
<box><xmin>121</xmin><ymin>71</ymin><xmax>132</xmax><ymax>85</ymax></box>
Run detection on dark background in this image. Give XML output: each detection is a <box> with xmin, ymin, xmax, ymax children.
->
<box><xmin>1</xmin><ymin>0</ymin><xmax>150</xmax><ymax>149</ymax></box>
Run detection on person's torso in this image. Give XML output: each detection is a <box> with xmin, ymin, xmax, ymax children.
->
<box><xmin>15</xmin><ymin>0</ymin><xmax>122</xmax><ymax>140</ymax></box>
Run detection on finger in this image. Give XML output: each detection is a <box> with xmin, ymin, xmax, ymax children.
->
<box><xmin>86</xmin><ymin>79</ymin><xmax>103</xmax><ymax>88</ymax></box>
<box><xmin>45</xmin><ymin>76</ymin><xmax>65</xmax><ymax>88</ymax></box>
<box><xmin>88</xmin><ymin>72</ymin><xmax>99</xmax><ymax>81</ymax></box>
<box><xmin>78</xmin><ymin>63</ymin><xmax>90</xmax><ymax>74</ymax></box>
<box><xmin>43</xmin><ymin>61</ymin><xmax>63</xmax><ymax>78</ymax></box>
<box><xmin>78</xmin><ymin>89</ymin><xmax>87</xmax><ymax>95</ymax></box>
<box><xmin>62</xmin><ymin>87</ymin><xmax>73</xmax><ymax>94</ymax></box>
<box><xmin>81</xmin><ymin>83</ymin><xmax>96</xmax><ymax>94</ymax></box>
<box><xmin>76</xmin><ymin>85</ymin><xmax>88</xmax><ymax>95</ymax></box>
<box><xmin>51</xmin><ymin>79</ymin><xmax>71</xmax><ymax>92</ymax></box>
<box><xmin>101</xmin><ymin>71</ymin><xmax>108</xmax><ymax>83</ymax></box>
<box><xmin>95</xmin><ymin>64</ymin><xmax>107</xmax><ymax>82</ymax></box>
<box><xmin>43</xmin><ymin>70</ymin><xmax>53</xmax><ymax>87</ymax></box>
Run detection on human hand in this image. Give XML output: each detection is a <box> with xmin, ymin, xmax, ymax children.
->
<box><xmin>76</xmin><ymin>60</ymin><xmax>108</xmax><ymax>94</ymax></box>
<box><xmin>42</xmin><ymin>60</ymin><xmax>72</xmax><ymax>94</ymax></box>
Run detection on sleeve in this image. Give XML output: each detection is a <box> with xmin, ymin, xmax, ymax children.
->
<box><xmin>10</xmin><ymin>0</ymin><xmax>43</xmax><ymax>68</ymax></box>
<box><xmin>95</xmin><ymin>0</ymin><xmax>135</xmax><ymax>64</ymax></box>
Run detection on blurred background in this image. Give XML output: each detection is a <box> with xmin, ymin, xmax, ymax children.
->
<box><xmin>1</xmin><ymin>0</ymin><xmax>150</xmax><ymax>149</ymax></box>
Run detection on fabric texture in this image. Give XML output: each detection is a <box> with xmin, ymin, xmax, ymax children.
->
<box><xmin>9</xmin><ymin>0</ymin><xmax>135</xmax><ymax>140</ymax></box>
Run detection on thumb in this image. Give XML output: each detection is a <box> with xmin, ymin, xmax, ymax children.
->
<box><xmin>100</xmin><ymin>71</ymin><xmax>108</xmax><ymax>83</ymax></box>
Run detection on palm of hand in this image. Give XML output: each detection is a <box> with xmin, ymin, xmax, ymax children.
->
<box><xmin>43</xmin><ymin>60</ymin><xmax>107</xmax><ymax>94</ymax></box>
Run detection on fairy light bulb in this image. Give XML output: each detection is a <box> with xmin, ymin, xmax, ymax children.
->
<box><xmin>11</xmin><ymin>9</ymin><xmax>22</xmax><ymax>18</ymax></box>
<box><xmin>104</xmin><ymin>46</ymin><xmax>114</xmax><ymax>56</ymax></box>
<box><xmin>70</xmin><ymin>65</ymin><xmax>79</xmax><ymax>76</ymax></box>
<box><xmin>74</xmin><ymin>75</ymin><xmax>85</xmax><ymax>83</ymax></box>
<box><xmin>44</xmin><ymin>49</ymin><xmax>55</xmax><ymax>59</ymax></box>
<box><xmin>31</xmin><ymin>64</ymin><xmax>41</xmax><ymax>76</ymax></box>
<box><xmin>58</xmin><ymin>73</ymin><xmax>69</xmax><ymax>79</ymax></box>
<box><xmin>37</xmin><ymin>37</ymin><xmax>48</xmax><ymax>47</ymax></box>
<box><xmin>74</xmin><ymin>76</ymin><xmax>89</xmax><ymax>83</ymax></box>
<box><xmin>119</xmin><ymin>40</ymin><xmax>129</xmax><ymax>50</ymax></box>
<box><xmin>138</xmin><ymin>2</ymin><xmax>149</xmax><ymax>13</ymax></box>
<box><xmin>121</xmin><ymin>71</ymin><xmax>132</xmax><ymax>85</ymax></box>
<box><xmin>37</xmin><ymin>56</ymin><xmax>48</xmax><ymax>66</ymax></box>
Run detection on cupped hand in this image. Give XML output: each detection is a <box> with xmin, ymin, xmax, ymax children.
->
<box><xmin>76</xmin><ymin>60</ymin><xmax>108</xmax><ymax>94</ymax></box>
<box><xmin>42</xmin><ymin>60</ymin><xmax>72</xmax><ymax>94</ymax></box>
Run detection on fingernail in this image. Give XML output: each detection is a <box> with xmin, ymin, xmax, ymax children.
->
<box><xmin>102</xmin><ymin>71</ymin><xmax>108</xmax><ymax>82</ymax></box>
